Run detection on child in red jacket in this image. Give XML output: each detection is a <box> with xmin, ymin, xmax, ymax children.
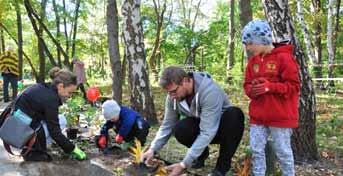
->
<box><xmin>242</xmin><ymin>20</ymin><xmax>300</xmax><ymax>176</ymax></box>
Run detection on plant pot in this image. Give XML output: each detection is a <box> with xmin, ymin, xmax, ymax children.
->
<box><xmin>66</xmin><ymin>128</ymin><xmax>79</xmax><ymax>139</ymax></box>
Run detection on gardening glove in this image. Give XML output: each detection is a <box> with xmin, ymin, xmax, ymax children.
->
<box><xmin>115</xmin><ymin>134</ymin><xmax>124</xmax><ymax>144</ymax></box>
<box><xmin>97</xmin><ymin>135</ymin><xmax>107</xmax><ymax>149</ymax></box>
<box><xmin>71</xmin><ymin>146</ymin><xmax>87</xmax><ymax>160</ymax></box>
<box><xmin>251</xmin><ymin>78</ymin><xmax>273</xmax><ymax>97</ymax></box>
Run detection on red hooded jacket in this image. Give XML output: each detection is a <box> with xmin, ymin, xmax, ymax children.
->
<box><xmin>243</xmin><ymin>44</ymin><xmax>300</xmax><ymax>128</ymax></box>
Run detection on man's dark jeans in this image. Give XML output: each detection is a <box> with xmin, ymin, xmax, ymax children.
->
<box><xmin>2</xmin><ymin>73</ymin><xmax>18</xmax><ymax>102</ymax></box>
<box><xmin>173</xmin><ymin>106</ymin><xmax>245</xmax><ymax>174</ymax></box>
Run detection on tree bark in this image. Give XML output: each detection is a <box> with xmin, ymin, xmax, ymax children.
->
<box><xmin>14</xmin><ymin>0</ymin><xmax>23</xmax><ymax>80</ymax></box>
<box><xmin>332</xmin><ymin>0</ymin><xmax>341</xmax><ymax>82</ymax></box>
<box><xmin>107</xmin><ymin>0</ymin><xmax>122</xmax><ymax>103</ymax></box>
<box><xmin>327</xmin><ymin>0</ymin><xmax>335</xmax><ymax>87</ymax></box>
<box><xmin>38</xmin><ymin>0</ymin><xmax>47</xmax><ymax>83</ymax></box>
<box><xmin>71</xmin><ymin>0</ymin><xmax>81</xmax><ymax>58</ymax></box>
<box><xmin>238</xmin><ymin>0</ymin><xmax>252</xmax><ymax>77</ymax></box>
<box><xmin>149</xmin><ymin>0</ymin><xmax>166</xmax><ymax>83</ymax></box>
<box><xmin>122</xmin><ymin>0</ymin><xmax>157</xmax><ymax>124</ymax></box>
<box><xmin>238</xmin><ymin>0</ymin><xmax>252</xmax><ymax>27</ymax></box>
<box><xmin>52</xmin><ymin>0</ymin><xmax>62</xmax><ymax>67</ymax></box>
<box><xmin>311</xmin><ymin>0</ymin><xmax>324</xmax><ymax>89</ymax></box>
<box><xmin>62</xmin><ymin>0</ymin><xmax>70</xmax><ymax>66</ymax></box>
<box><xmin>226</xmin><ymin>0</ymin><xmax>235</xmax><ymax>79</ymax></box>
<box><xmin>296</xmin><ymin>1</ymin><xmax>315</xmax><ymax>63</ymax></box>
<box><xmin>263</xmin><ymin>0</ymin><xmax>318</xmax><ymax>161</ymax></box>
<box><xmin>0</xmin><ymin>29</ymin><xmax>4</xmax><ymax>54</ymax></box>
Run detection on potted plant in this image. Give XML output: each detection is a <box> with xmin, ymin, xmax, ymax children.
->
<box><xmin>60</xmin><ymin>97</ymin><xmax>84</xmax><ymax>139</ymax></box>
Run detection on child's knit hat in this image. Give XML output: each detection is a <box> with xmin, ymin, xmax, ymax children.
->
<box><xmin>102</xmin><ymin>100</ymin><xmax>121</xmax><ymax>121</ymax></box>
<box><xmin>242</xmin><ymin>19</ymin><xmax>272</xmax><ymax>45</ymax></box>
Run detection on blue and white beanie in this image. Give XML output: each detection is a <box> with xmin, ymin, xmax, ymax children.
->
<box><xmin>242</xmin><ymin>20</ymin><xmax>272</xmax><ymax>45</ymax></box>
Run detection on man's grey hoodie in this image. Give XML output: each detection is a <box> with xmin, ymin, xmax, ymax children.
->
<box><xmin>150</xmin><ymin>72</ymin><xmax>232</xmax><ymax>167</ymax></box>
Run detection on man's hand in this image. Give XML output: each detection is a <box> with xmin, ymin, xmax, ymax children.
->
<box><xmin>115</xmin><ymin>134</ymin><xmax>124</xmax><ymax>144</ymax></box>
<box><xmin>97</xmin><ymin>135</ymin><xmax>107</xmax><ymax>149</ymax></box>
<box><xmin>165</xmin><ymin>162</ymin><xmax>186</xmax><ymax>176</ymax></box>
<box><xmin>141</xmin><ymin>149</ymin><xmax>154</xmax><ymax>165</ymax></box>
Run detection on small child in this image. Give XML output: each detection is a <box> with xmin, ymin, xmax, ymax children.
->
<box><xmin>242</xmin><ymin>20</ymin><xmax>300</xmax><ymax>176</ymax></box>
<box><xmin>97</xmin><ymin>100</ymin><xmax>150</xmax><ymax>149</ymax></box>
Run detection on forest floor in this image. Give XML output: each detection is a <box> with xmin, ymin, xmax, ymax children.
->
<box><xmin>0</xmin><ymin>84</ymin><xmax>343</xmax><ymax>175</ymax></box>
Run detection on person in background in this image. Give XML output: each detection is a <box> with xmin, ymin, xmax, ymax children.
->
<box><xmin>141</xmin><ymin>66</ymin><xmax>245</xmax><ymax>176</ymax></box>
<box><xmin>0</xmin><ymin>46</ymin><xmax>19</xmax><ymax>102</ymax></box>
<box><xmin>72</xmin><ymin>57</ymin><xmax>87</xmax><ymax>100</ymax></box>
<box><xmin>96</xmin><ymin>100</ymin><xmax>150</xmax><ymax>150</ymax></box>
<box><xmin>14</xmin><ymin>67</ymin><xmax>86</xmax><ymax>161</ymax></box>
<box><xmin>242</xmin><ymin>19</ymin><xmax>300</xmax><ymax>176</ymax></box>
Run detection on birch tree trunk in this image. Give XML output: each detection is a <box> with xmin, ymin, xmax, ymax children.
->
<box><xmin>311</xmin><ymin>0</ymin><xmax>324</xmax><ymax>89</ymax></box>
<box><xmin>327</xmin><ymin>0</ymin><xmax>335</xmax><ymax>87</ymax></box>
<box><xmin>226</xmin><ymin>0</ymin><xmax>235</xmax><ymax>80</ymax></box>
<box><xmin>296</xmin><ymin>1</ymin><xmax>315</xmax><ymax>63</ymax></box>
<box><xmin>107</xmin><ymin>0</ymin><xmax>122</xmax><ymax>103</ymax></box>
<box><xmin>263</xmin><ymin>0</ymin><xmax>318</xmax><ymax>161</ymax></box>
<box><xmin>14</xmin><ymin>0</ymin><xmax>23</xmax><ymax>80</ymax></box>
<box><xmin>122</xmin><ymin>0</ymin><xmax>157</xmax><ymax>124</ymax></box>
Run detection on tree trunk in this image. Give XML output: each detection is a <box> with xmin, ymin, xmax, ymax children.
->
<box><xmin>238</xmin><ymin>0</ymin><xmax>252</xmax><ymax>27</ymax></box>
<box><xmin>38</xmin><ymin>0</ymin><xmax>47</xmax><ymax>83</ymax></box>
<box><xmin>333</xmin><ymin>0</ymin><xmax>341</xmax><ymax>61</ymax></box>
<box><xmin>263</xmin><ymin>0</ymin><xmax>318</xmax><ymax>161</ymax></box>
<box><xmin>238</xmin><ymin>0</ymin><xmax>252</xmax><ymax>77</ymax></box>
<box><xmin>296</xmin><ymin>1</ymin><xmax>316</xmax><ymax>63</ymax></box>
<box><xmin>122</xmin><ymin>0</ymin><xmax>157</xmax><ymax>124</ymax></box>
<box><xmin>62</xmin><ymin>0</ymin><xmax>70</xmax><ymax>66</ymax></box>
<box><xmin>14</xmin><ymin>0</ymin><xmax>23</xmax><ymax>80</ymax></box>
<box><xmin>107</xmin><ymin>0</ymin><xmax>122</xmax><ymax>103</ymax></box>
<box><xmin>311</xmin><ymin>0</ymin><xmax>324</xmax><ymax>89</ymax></box>
<box><xmin>226</xmin><ymin>0</ymin><xmax>235</xmax><ymax>80</ymax></box>
<box><xmin>27</xmin><ymin>2</ymin><xmax>68</xmax><ymax>67</ymax></box>
<box><xmin>149</xmin><ymin>0</ymin><xmax>166</xmax><ymax>83</ymax></box>
<box><xmin>327</xmin><ymin>0</ymin><xmax>335</xmax><ymax>87</ymax></box>
<box><xmin>71</xmin><ymin>0</ymin><xmax>81</xmax><ymax>58</ymax></box>
<box><xmin>0</xmin><ymin>29</ymin><xmax>4</xmax><ymax>54</ymax></box>
<box><xmin>52</xmin><ymin>0</ymin><xmax>62</xmax><ymax>67</ymax></box>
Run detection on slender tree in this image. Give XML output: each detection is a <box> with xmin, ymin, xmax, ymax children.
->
<box><xmin>0</xmin><ymin>29</ymin><xmax>4</xmax><ymax>53</ymax></box>
<box><xmin>71</xmin><ymin>0</ymin><xmax>81</xmax><ymax>58</ymax></box>
<box><xmin>149</xmin><ymin>0</ymin><xmax>167</xmax><ymax>82</ymax></box>
<box><xmin>122</xmin><ymin>0</ymin><xmax>157</xmax><ymax>124</ymax></box>
<box><xmin>52</xmin><ymin>0</ymin><xmax>62</xmax><ymax>67</ymax></box>
<box><xmin>107</xmin><ymin>0</ymin><xmax>122</xmax><ymax>103</ymax></box>
<box><xmin>38</xmin><ymin>0</ymin><xmax>47</xmax><ymax>83</ymax></box>
<box><xmin>14</xmin><ymin>0</ymin><xmax>23</xmax><ymax>79</ymax></box>
<box><xmin>327</xmin><ymin>0</ymin><xmax>335</xmax><ymax>87</ymax></box>
<box><xmin>226</xmin><ymin>0</ymin><xmax>235</xmax><ymax>80</ymax></box>
<box><xmin>311</xmin><ymin>0</ymin><xmax>324</xmax><ymax>88</ymax></box>
<box><xmin>263</xmin><ymin>0</ymin><xmax>318</xmax><ymax>161</ymax></box>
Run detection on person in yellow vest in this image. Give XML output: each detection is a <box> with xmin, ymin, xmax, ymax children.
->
<box><xmin>0</xmin><ymin>46</ymin><xmax>19</xmax><ymax>102</ymax></box>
